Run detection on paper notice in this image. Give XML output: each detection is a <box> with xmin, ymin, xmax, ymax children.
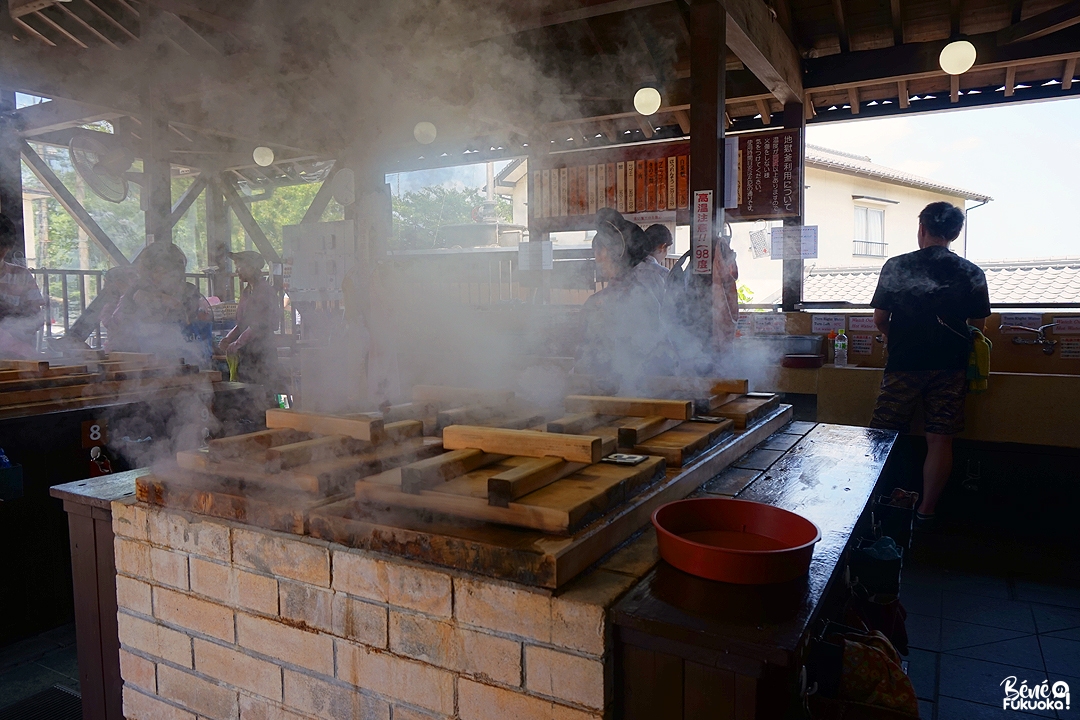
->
<box><xmin>812</xmin><ymin>314</ymin><xmax>846</xmax><ymax>334</ymax></box>
<box><xmin>1053</xmin><ymin>317</ymin><xmax>1080</xmax><ymax>334</ymax></box>
<box><xmin>848</xmin><ymin>316</ymin><xmax>877</xmax><ymax>332</ymax></box>
<box><xmin>752</xmin><ymin>313</ymin><xmax>786</xmax><ymax>334</ymax></box>
<box><xmin>999</xmin><ymin>314</ymin><xmax>1043</xmax><ymax>334</ymax></box>
<box><xmin>1061</xmin><ymin>337</ymin><xmax>1080</xmax><ymax>359</ymax></box>
<box><xmin>850</xmin><ymin>334</ymin><xmax>874</xmax><ymax>355</ymax></box>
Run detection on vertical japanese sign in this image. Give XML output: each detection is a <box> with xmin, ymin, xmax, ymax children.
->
<box><xmin>692</xmin><ymin>189</ymin><xmax>713</xmax><ymax>275</ymax></box>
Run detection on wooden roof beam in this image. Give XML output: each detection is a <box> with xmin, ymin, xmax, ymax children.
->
<box><xmin>1064</xmin><ymin>57</ymin><xmax>1077</xmax><ymax>89</ymax></box>
<box><xmin>890</xmin><ymin>0</ymin><xmax>903</xmax><ymax>46</ymax></box>
<box><xmin>54</xmin><ymin>3</ymin><xmax>119</xmax><ymax>49</ymax></box>
<box><xmin>950</xmin><ymin>74</ymin><xmax>960</xmax><ymax>102</ymax></box>
<box><xmin>950</xmin><ymin>0</ymin><xmax>962</xmax><ymax>38</ymax></box>
<box><xmin>997</xmin><ymin>0</ymin><xmax>1080</xmax><ymax>45</ymax></box>
<box><xmin>804</xmin><ymin>24</ymin><xmax>1080</xmax><ymax>90</ymax></box>
<box><xmin>468</xmin><ymin>0</ymin><xmax>670</xmax><ymax>42</ymax></box>
<box><xmin>755</xmin><ymin>98</ymin><xmax>771</xmax><ymax>123</ymax></box>
<box><xmin>721</xmin><ymin>0</ymin><xmax>805</xmax><ymax>104</ymax></box>
<box><xmin>898</xmin><ymin>79</ymin><xmax>909</xmax><ymax>107</ymax></box>
<box><xmin>847</xmin><ymin>86</ymin><xmax>859</xmax><ymax>113</ymax></box>
<box><xmin>80</xmin><ymin>0</ymin><xmax>139</xmax><ymax>43</ymax></box>
<box><xmin>1005</xmin><ymin>65</ymin><xmax>1016</xmax><ymax>95</ymax></box>
<box><xmin>13</xmin><ymin>98</ymin><xmax>121</xmax><ymax>136</ymax></box>
<box><xmin>831</xmin><ymin>0</ymin><xmax>850</xmax><ymax>52</ymax></box>
<box><xmin>33</xmin><ymin>9</ymin><xmax>89</xmax><ymax>47</ymax></box>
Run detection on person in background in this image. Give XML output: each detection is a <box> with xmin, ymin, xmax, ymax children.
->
<box><xmin>218</xmin><ymin>251</ymin><xmax>281</xmax><ymax>388</ymax></box>
<box><xmin>644</xmin><ymin>223</ymin><xmax>673</xmax><ymax>271</ymax></box>
<box><xmin>108</xmin><ymin>241</ymin><xmax>211</xmax><ymax>363</ymax></box>
<box><xmin>576</xmin><ymin>208</ymin><xmax>671</xmax><ymax>390</ymax></box>
<box><xmin>0</xmin><ymin>213</ymin><xmax>45</xmax><ymax>358</ymax></box>
<box><xmin>869</xmin><ymin>202</ymin><xmax>991</xmax><ymax>524</ymax></box>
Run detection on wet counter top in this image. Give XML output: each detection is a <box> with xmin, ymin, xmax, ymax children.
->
<box><xmin>613</xmin><ymin>423</ymin><xmax>898</xmax><ymax>669</ymax></box>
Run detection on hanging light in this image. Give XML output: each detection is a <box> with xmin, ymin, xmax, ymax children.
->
<box><xmin>939</xmin><ymin>40</ymin><xmax>977</xmax><ymax>75</ymax></box>
<box><xmin>413</xmin><ymin>121</ymin><xmax>437</xmax><ymax>145</ymax></box>
<box><xmin>634</xmin><ymin>87</ymin><xmax>662</xmax><ymax>116</ymax></box>
<box><xmin>252</xmin><ymin>146</ymin><xmax>275</xmax><ymax>167</ymax></box>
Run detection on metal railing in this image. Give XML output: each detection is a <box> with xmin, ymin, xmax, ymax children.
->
<box><xmin>853</xmin><ymin>240</ymin><xmax>888</xmax><ymax>257</ymax></box>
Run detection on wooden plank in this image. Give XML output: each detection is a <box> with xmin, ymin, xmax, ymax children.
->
<box><xmin>265</xmin><ymin>408</ymin><xmax>384</xmax><ymax>442</ymax></box>
<box><xmin>266</xmin><ymin>435</ymin><xmax>358</xmax><ymax>469</ymax></box>
<box><xmin>443</xmin><ymin>425</ymin><xmax>603</xmax><ymax>464</ymax></box>
<box><xmin>0</xmin><ymin>359</ymin><xmax>49</xmax><ymax>372</ymax></box>
<box><xmin>487</xmin><ymin>457</ymin><xmax>588</xmax><ymax>507</ymax></box>
<box><xmin>358</xmin><ymin>456</ymin><xmax>666</xmax><ymax>535</ymax></box>
<box><xmin>618</xmin><ymin>417</ymin><xmax>683</xmax><ymax>447</ymax></box>
<box><xmin>385</xmin><ymin>420</ymin><xmax>423</xmax><ymax>442</ymax></box>
<box><xmin>546</xmin><ymin>413</ymin><xmax>607</xmax><ymax>434</ymax></box>
<box><xmin>175</xmin><ymin>450</ymin><xmax>322</xmax><ymax>492</ymax></box>
<box><xmin>104</xmin><ymin>365</ymin><xmax>199</xmax><ymax>381</ymax></box>
<box><xmin>411</xmin><ymin>385</ymin><xmax>514</xmax><ymax>408</ymax></box>
<box><xmin>0</xmin><ymin>372</ymin><xmax>102</xmax><ymax>393</ymax></box>
<box><xmin>564</xmin><ymin>396</ymin><xmax>692</xmax><ymax>421</ymax></box>
<box><xmin>634</xmin><ymin>420</ymin><xmax>735</xmax><ymax>467</ymax></box>
<box><xmin>207</xmin><ymin>428</ymin><xmax>308</xmax><ymax>460</ymax></box>
<box><xmin>0</xmin><ymin>365</ymin><xmax>90</xmax><ymax>381</ymax></box>
<box><xmin>0</xmin><ymin>373</ymin><xmax>220</xmax><ymax>407</ymax></box>
<box><xmin>399</xmin><ymin>449</ymin><xmax>506</xmax><ymax>494</ymax></box>
<box><xmin>0</xmin><ymin>380</ymin><xmax>218</xmax><ymax>420</ymax></box>
<box><xmin>647</xmin><ymin>376</ymin><xmax>750</xmax><ymax>396</ymax></box>
<box><xmin>712</xmin><ymin>394</ymin><xmax>780</xmax><ymax>429</ymax></box>
<box><xmin>381</xmin><ymin>403</ymin><xmax>429</xmax><ymax>422</ymax></box>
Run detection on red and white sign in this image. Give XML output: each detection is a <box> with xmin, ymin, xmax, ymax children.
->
<box><xmin>848</xmin><ymin>316</ymin><xmax>878</xmax><ymax>332</ymax></box>
<box><xmin>1053</xmin><ymin>316</ymin><xmax>1080</xmax><ymax>334</ymax></box>
<box><xmin>692</xmin><ymin>189</ymin><xmax>713</xmax><ymax>276</ymax></box>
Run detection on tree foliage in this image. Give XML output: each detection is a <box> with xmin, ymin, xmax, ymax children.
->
<box><xmin>391</xmin><ymin>185</ymin><xmax>512</xmax><ymax>250</ymax></box>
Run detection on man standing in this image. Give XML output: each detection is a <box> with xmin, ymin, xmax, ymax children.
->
<box><xmin>870</xmin><ymin>202</ymin><xmax>991</xmax><ymax>523</ymax></box>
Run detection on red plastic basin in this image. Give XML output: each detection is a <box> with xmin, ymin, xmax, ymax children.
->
<box><xmin>652</xmin><ymin>498</ymin><xmax>821</xmax><ymax>584</ymax></box>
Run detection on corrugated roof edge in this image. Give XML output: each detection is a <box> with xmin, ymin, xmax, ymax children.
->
<box><xmin>808</xmin><ymin>257</ymin><xmax>1080</xmax><ymax>276</ymax></box>
<box><xmin>804</xmin><ymin>145</ymin><xmax>993</xmax><ymax>203</ymax></box>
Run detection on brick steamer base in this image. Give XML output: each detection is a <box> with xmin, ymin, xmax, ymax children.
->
<box><xmin>111</xmin><ymin>498</ymin><xmax>660</xmax><ymax>720</ymax></box>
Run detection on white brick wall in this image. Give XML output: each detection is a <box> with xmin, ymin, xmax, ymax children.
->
<box><xmin>112</xmin><ymin>498</ymin><xmax>657</xmax><ymax>720</ymax></box>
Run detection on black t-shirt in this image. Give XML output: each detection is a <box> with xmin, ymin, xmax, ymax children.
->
<box><xmin>871</xmin><ymin>245</ymin><xmax>991</xmax><ymax>371</ymax></box>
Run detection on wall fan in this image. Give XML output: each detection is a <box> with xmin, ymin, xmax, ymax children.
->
<box><xmin>69</xmin><ymin>132</ymin><xmax>136</xmax><ymax>204</ymax></box>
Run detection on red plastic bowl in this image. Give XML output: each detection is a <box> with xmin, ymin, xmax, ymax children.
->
<box><xmin>652</xmin><ymin>498</ymin><xmax>822</xmax><ymax>584</ymax></box>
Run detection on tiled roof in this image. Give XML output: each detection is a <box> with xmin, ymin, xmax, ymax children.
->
<box><xmin>805</xmin><ymin>145</ymin><xmax>993</xmax><ymax>203</ymax></box>
<box><xmin>803</xmin><ymin>257</ymin><xmax>1080</xmax><ymax>305</ymax></box>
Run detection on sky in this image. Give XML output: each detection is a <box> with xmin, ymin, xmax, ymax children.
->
<box><xmin>395</xmin><ymin>98</ymin><xmax>1080</xmax><ymax>263</ymax></box>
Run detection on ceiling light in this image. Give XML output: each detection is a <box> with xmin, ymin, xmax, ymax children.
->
<box><xmin>252</xmin><ymin>146</ymin><xmax>274</xmax><ymax>167</ymax></box>
<box><xmin>633</xmin><ymin>87</ymin><xmax>662</xmax><ymax>116</ymax></box>
<box><xmin>414</xmin><ymin>122</ymin><xmax>437</xmax><ymax>145</ymax></box>
<box><xmin>939</xmin><ymin>40</ymin><xmax>976</xmax><ymax>75</ymax></box>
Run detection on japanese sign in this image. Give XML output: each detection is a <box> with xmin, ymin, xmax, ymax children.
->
<box><xmin>691</xmin><ymin>190</ymin><xmax>714</xmax><ymax>275</ymax></box>
<box><xmin>728</xmin><ymin>128</ymin><xmax>802</xmax><ymax>221</ymax></box>
<box><xmin>1061</xmin><ymin>337</ymin><xmax>1080</xmax><ymax>359</ymax></box>
<box><xmin>848</xmin><ymin>316</ymin><xmax>878</xmax><ymax>332</ymax></box>
<box><xmin>751</xmin><ymin>313</ymin><xmax>786</xmax><ymax>334</ymax></box>
<box><xmin>999</xmin><ymin>314</ymin><xmax>1043</xmax><ymax>334</ymax></box>
<box><xmin>770</xmin><ymin>226</ymin><xmax>818</xmax><ymax>260</ymax></box>
<box><xmin>850</xmin><ymin>335</ymin><xmax>874</xmax><ymax>356</ymax></box>
<box><xmin>1053</xmin><ymin>317</ymin><xmax>1080</xmax><ymax>334</ymax></box>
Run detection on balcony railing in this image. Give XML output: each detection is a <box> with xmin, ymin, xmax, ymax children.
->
<box><xmin>853</xmin><ymin>240</ymin><xmax>888</xmax><ymax>257</ymax></box>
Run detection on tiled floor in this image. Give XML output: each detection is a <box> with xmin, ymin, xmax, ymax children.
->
<box><xmin>0</xmin><ymin>623</ymin><xmax>80</xmax><ymax>710</ymax></box>
<box><xmin>902</xmin><ymin>560</ymin><xmax>1080</xmax><ymax>719</ymax></box>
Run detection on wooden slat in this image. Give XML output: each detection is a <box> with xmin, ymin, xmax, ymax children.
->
<box><xmin>400</xmin><ymin>449</ymin><xmax>505</xmax><ymax>494</ymax></box>
<box><xmin>564</xmin><ymin>396</ymin><xmax>692</xmax><ymax>421</ymax></box>
<box><xmin>487</xmin><ymin>457</ymin><xmax>588</xmax><ymax>507</ymax></box>
<box><xmin>0</xmin><ymin>359</ymin><xmax>49</xmax><ymax>372</ymax></box>
<box><xmin>265</xmin><ymin>409</ymin><xmax>383</xmax><ymax>443</ymax></box>
<box><xmin>411</xmin><ymin>385</ymin><xmax>514</xmax><ymax>408</ymax></box>
<box><xmin>175</xmin><ymin>450</ymin><xmax>323</xmax><ymax>493</ymax></box>
<box><xmin>443</xmin><ymin>425</ymin><xmax>603</xmax><ymax>464</ymax></box>
<box><xmin>0</xmin><ymin>372</ymin><xmax>102</xmax><ymax>393</ymax></box>
<box><xmin>266</xmin><ymin>436</ymin><xmax>358</xmax><ymax>470</ymax></box>
<box><xmin>546</xmin><ymin>413</ymin><xmax>606</xmax><ymax>434</ymax></box>
<box><xmin>618</xmin><ymin>416</ymin><xmax>683</xmax><ymax>447</ymax></box>
<box><xmin>0</xmin><ymin>365</ymin><xmax>88</xmax><ymax>381</ymax></box>
<box><xmin>1063</xmin><ymin>57</ymin><xmax>1077</xmax><ymax>90</ymax></box>
<box><xmin>646</xmin><ymin>376</ymin><xmax>750</xmax><ymax>396</ymax></box>
<box><xmin>385</xmin><ymin>420</ymin><xmax>423</xmax><ymax>442</ymax></box>
<box><xmin>634</xmin><ymin>420</ymin><xmax>735</xmax><ymax>467</ymax></box>
<box><xmin>0</xmin><ymin>373</ymin><xmax>219</xmax><ymax>408</ymax></box>
<box><xmin>712</xmin><ymin>394</ymin><xmax>780</xmax><ymax>429</ymax></box>
<box><xmin>207</xmin><ymin>428</ymin><xmax>308</xmax><ymax>460</ymax></box>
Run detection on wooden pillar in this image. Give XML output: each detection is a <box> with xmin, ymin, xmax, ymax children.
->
<box><xmin>781</xmin><ymin>102</ymin><xmax>806</xmax><ymax>312</ymax></box>
<box><xmin>0</xmin><ymin>90</ymin><xmax>26</xmax><ymax>257</ymax></box>
<box><xmin>688</xmin><ymin>0</ymin><xmax>726</xmax><ymax>342</ymax></box>
<box><xmin>206</xmin><ymin>176</ymin><xmax>232</xmax><ymax>300</ymax></box>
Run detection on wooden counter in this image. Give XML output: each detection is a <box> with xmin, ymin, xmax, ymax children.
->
<box><xmin>613</xmin><ymin>424</ymin><xmax>898</xmax><ymax>719</ymax></box>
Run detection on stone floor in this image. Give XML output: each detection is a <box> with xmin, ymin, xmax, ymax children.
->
<box><xmin>0</xmin><ymin>623</ymin><xmax>79</xmax><ymax>710</ymax></box>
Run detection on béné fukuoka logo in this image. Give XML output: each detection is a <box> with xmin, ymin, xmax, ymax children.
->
<box><xmin>1000</xmin><ymin>677</ymin><xmax>1070</xmax><ymax>712</ymax></box>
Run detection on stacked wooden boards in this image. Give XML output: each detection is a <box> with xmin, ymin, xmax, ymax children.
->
<box><xmin>379</xmin><ymin>384</ymin><xmax>552</xmax><ymax>434</ymax></box>
<box><xmin>351</xmin><ymin>392</ymin><xmax>752</xmax><ymax>536</ymax></box>
<box><xmin>0</xmin><ymin>353</ymin><xmax>222</xmax><ymax>418</ymax></box>
<box><xmin>136</xmin><ymin>408</ymin><xmax>444</xmax><ymax>533</ymax></box>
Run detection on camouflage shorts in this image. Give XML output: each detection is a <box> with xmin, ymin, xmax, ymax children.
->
<box><xmin>870</xmin><ymin>370</ymin><xmax>967</xmax><ymax>436</ymax></box>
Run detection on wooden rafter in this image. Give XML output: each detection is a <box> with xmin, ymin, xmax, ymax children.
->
<box><xmin>998</xmin><ymin>0</ymin><xmax>1080</xmax><ymax>45</ymax></box>
<box><xmin>898</xmin><ymin>79</ymin><xmax>910</xmax><ymax>107</ymax></box>
<box><xmin>12</xmin><ymin>16</ymin><xmax>57</xmax><ymax>46</ymax></box>
<box><xmin>634</xmin><ymin>115</ymin><xmax>654</xmax><ymax>138</ymax></box>
<box><xmin>166</xmin><ymin>174</ymin><xmax>207</xmax><ymax>229</ymax></box>
<box><xmin>81</xmin><ymin>0</ymin><xmax>139</xmax><ymax>42</ymax></box>
<box><xmin>1064</xmin><ymin>57</ymin><xmax>1077</xmax><ymax>90</ymax></box>
<box><xmin>890</xmin><ymin>0</ymin><xmax>903</xmax><ymax>46</ymax></box>
<box><xmin>55</xmin><ymin>2</ymin><xmax>119</xmax><ymax>49</ymax></box>
<box><xmin>847</xmin><ymin>86</ymin><xmax>859</xmax><ymax>113</ymax></box>
<box><xmin>673</xmin><ymin>109</ymin><xmax>690</xmax><ymax>134</ymax></box>
<box><xmin>832</xmin><ymin>0</ymin><xmax>849</xmax><ymax>52</ymax></box>
<box><xmin>755</xmin><ymin>98</ymin><xmax>772</xmax><ymax>123</ymax></box>
<box><xmin>219</xmin><ymin>176</ymin><xmax>282</xmax><ymax>263</ymax></box>
<box><xmin>33</xmin><ymin>9</ymin><xmax>89</xmax><ymax>48</ymax></box>
<box><xmin>1005</xmin><ymin>65</ymin><xmax>1017</xmax><ymax>95</ymax></box>
<box><xmin>950</xmin><ymin>0</ymin><xmax>962</xmax><ymax>37</ymax></box>
<box><xmin>724</xmin><ymin>0</ymin><xmax>804</xmax><ymax>103</ymax></box>
<box><xmin>951</xmin><ymin>74</ymin><xmax>960</xmax><ymax>102</ymax></box>
<box><xmin>300</xmin><ymin>166</ymin><xmax>340</xmax><ymax>224</ymax></box>
<box><xmin>14</xmin><ymin>98</ymin><xmax>121</xmax><ymax>136</ymax></box>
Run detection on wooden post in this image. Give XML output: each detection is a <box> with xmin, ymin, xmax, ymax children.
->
<box><xmin>0</xmin><ymin>90</ymin><xmax>26</xmax><ymax>257</ymax></box>
<box><xmin>781</xmin><ymin>102</ymin><xmax>806</xmax><ymax>312</ymax></box>
<box><xmin>688</xmin><ymin>0</ymin><xmax>726</xmax><ymax>344</ymax></box>
<box><xmin>205</xmin><ymin>176</ymin><xmax>232</xmax><ymax>300</ymax></box>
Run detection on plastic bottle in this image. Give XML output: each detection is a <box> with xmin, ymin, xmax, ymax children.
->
<box><xmin>834</xmin><ymin>329</ymin><xmax>848</xmax><ymax>367</ymax></box>
<box><xmin>826</xmin><ymin>331</ymin><xmax>837</xmax><ymax>364</ymax></box>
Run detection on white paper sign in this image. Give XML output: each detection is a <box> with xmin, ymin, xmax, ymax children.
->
<box><xmin>812</xmin><ymin>314</ymin><xmax>846</xmax><ymax>334</ymax></box>
<box><xmin>848</xmin><ymin>316</ymin><xmax>877</xmax><ymax>332</ymax></box>
<box><xmin>1061</xmin><ymin>337</ymin><xmax>1080</xmax><ymax>359</ymax></box>
<box><xmin>625</xmin><ymin>210</ymin><xmax>677</xmax><ymax>226</ymax></box>
<box><xmin>770</xmin><ymin>226</ymin><xmax>819</xmax><ymax>260</ymax></box>
<box><xmin>998</xmin><ymin>314</ymin><xmax>1043</xmax><ymax>334</ymax></box>
<box><xmin>1053</xmin><ymin>316</ymin><xmax>1080</xmax><ymax>334</ymax></box>
<box><xmin>736</xmin><ymin>314</ymin><xmax>752</xmax><ymax>333</ymax></box>
<box><xmin>850</xmin><ymin>334</ymin><xmax>874</xmax><ymax>355</ymax></box>
<box><xmin>752</xmin><ymin>313</ymin><xmax>786</xmax><ymax>334</ymax></box>
<box><xmin>692</xmin><ymin>190</ymin><xmax>713</xmax><ymax>276</ymax></box>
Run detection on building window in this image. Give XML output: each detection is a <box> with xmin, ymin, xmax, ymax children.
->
<box><xmin>853</xmin><ymin>206</ymin><xmax>887</xmax><ymax>257</ymax></box>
